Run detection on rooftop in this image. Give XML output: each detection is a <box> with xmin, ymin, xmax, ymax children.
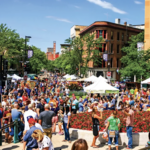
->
<box><xmin>80</xmin><ymin>21</ymin><xmax>144</xmax><ymax>35</ymax></box>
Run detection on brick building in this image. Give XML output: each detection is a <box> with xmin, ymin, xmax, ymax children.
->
<box><xmin>145</xmin><ymin>0</ymin><xmax>150</xmax><ymax>50</ymax></box>
<box><xmin>46</xmin><ymin>41</ymin><xmax>59</xmax><ymax>61</ymax></box>
<box><xmin>79</xmin><ymin>19</ymin><xmax>143</xmax><ymax>80</ymax></box>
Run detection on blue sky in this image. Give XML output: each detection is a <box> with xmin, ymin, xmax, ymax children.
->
<box><xmin>0</xmin><ymin>0</ymin><xmax>145</xmax><ymax>53</ymax></box>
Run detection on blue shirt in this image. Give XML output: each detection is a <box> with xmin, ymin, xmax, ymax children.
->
<box><xmin>72</xmin><ymin>99</ymin><xmax>78</xmax><ymax>109</ymax></box>
<box><xmin>11</xmin><ymin>109</ymin><xmax>22</xmax><ymax>122</ymax></box>
<box><xmin>82</xmin><ymin>98</ymin><xmax>88</xmax><ymax>106</ymax></box>
<box><xmin>23</xmin><ymin>126</ymin><xmax>40</xmax><ymax>149</ymax></box>
<box><xmin>79</xmin><ymin>102</ymin><xmax>84</xmax><ymax>112</ymax></box>
<box><xmin>25</xmin><ymin>106</ymin><xmax>28</xmax><ymax>111</ymax></box>
<box><xmin>0</xmin><ymin>110</ymin><xmax>2</xmax><ymax>129</ymax></box>
<box><xmin>45</xmin><ymin>98</ymin><xmax>50</xmax><ymax>103</ymax></box>
<box><xmin>129</xmin><ymin>100</ymin><xmax>135</xmax><ymax>106</ymax></box>
<box><xmin>103</xmin><ymin>103</ymin><xmax>108</xmax><ymax>110</ymax></box>
<box><xmin>26</xmin><ymin>88</ymin><xmax>31</xmax><ymax>97</ymax></box>
<box><xmin>111</xmin><ymin>99</ymin><xmax>116</xmax><ymax>109</ymax></box>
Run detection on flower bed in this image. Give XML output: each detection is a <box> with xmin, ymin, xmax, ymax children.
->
<box><xmin>70</xmin><ymin>111</ymin><xmax>150</xmax><ymax>133</ymax></box>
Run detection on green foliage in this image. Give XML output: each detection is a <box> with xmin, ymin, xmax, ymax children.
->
<box><xmin>0</xmin><ymin>23</ymin><xmax>25</xmax><ymax>68</ymax></box>
<box><xmin>53</xmin><ymin>33</ymin><xmax>103</xmax><ymax>76</ymax></box>
<box><xmin>29</xmin><ymin>46</ymin><xmax>48</xmax><ymax>74</ymax></box>
<box><xmin>66</xmin><ymin>83</ymin><xmax>83</xmax><ymax>91</ymax></box>
<box><xmin>120</xmin><ymin>32</ymin><xmax>150</xmax><ymax>81</ymax></box>
<box><xmin>69</xmin><ymin>91</ymin><xmax>87</xmax><ymax>97</ymax></box>
<box><xmin>0</xmin><ymin>23</ymin><xmax>51</xmax><ymax>74</ymax></box>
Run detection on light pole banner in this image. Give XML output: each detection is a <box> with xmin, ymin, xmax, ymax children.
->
<box><xmin>103</xmin><ymin>54</ymin><xmax>108</xmax><ymax>61</ymax></box>
<box><xmin>28</xmin><ymin>50</ymin><xmax>33</xmax><ymax>58</ymax></box>
<box><xmin>137</xmin><ymin>42</ymin><xmax>144</xmax><ymax>51</ymax></box>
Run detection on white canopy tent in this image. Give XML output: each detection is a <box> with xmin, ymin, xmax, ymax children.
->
<box><xmin>85</xmin><ymin>75</ymin><xmax>98</xmax><ymax>82</ymax></box>
<box><xmin>11</xmin><ymin>74</ymin><xmax>22</xmax><ymax>80</ymax></box>
<box><xmin>94</xmin><ymin>75</ymin><xmax>108</xmax><ymax>83</ymax></box>
<box><xmin>141</xmin><ymin>78</ymin><xmax>150</xmax><ymax>84</ymax></box>
<box><xmin>66</xmin><ymin>75</ymin><xmax>78</xmax><ymax>81</ymax></box>
<box><xmin>84</xmin><ymin>79</ymin><xmax>119</xmax><ymax>94</ymax></box>
<box><xmin>63</xmin><ymin>74</ymin><xmax>70</xmax><ymax>78</ymax></box>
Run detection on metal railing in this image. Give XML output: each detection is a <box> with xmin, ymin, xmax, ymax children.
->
<box><xmin>0</xmin><ymin>119</ymin><xmax>19</xmax><ymax>146</ymax></box>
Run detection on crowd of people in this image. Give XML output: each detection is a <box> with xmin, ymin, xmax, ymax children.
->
<box><xmin>0</xmin><ymin>72</ymin><xmax>149</xmax><ymax>150</ymax></box>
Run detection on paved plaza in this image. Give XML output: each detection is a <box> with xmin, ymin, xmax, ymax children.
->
<box><xmin>0</xmin><ymin>133</ymin><xmax>146</xmax><ymax>150</ymax></box>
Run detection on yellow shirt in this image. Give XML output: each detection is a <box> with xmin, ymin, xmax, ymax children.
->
<box><xmin>134</xmin><ymin>89</ymin><xmax>138</xmax><ymax>95</ymax></box>
<box><xmin>147</xmin><ymin>108</ymin><xmax>150</xmax><ymax>111</ymax></box>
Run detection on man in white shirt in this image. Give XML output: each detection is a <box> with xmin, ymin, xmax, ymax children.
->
<box><xmin>23</xmin><ymin>104</ymin><xmax>38</xmax><ymax>131</ymax></box>
<box><xmin>65</xmin><ymin>87</ymin><xmax>70</xmax><ymax>96</ymax></box>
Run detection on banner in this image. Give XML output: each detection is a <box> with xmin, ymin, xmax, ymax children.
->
<box><xmin>137</xmin><ymin>42</ymin><xmax>144</xmax><ymax>51</ymax></box>
<box><xmin>28</xmin><ymin>50</ymin><xmax>33</xmax><ymax>58</ymax></box>
<box><xmin>105</xmin><ymin>90</ymin><xmax>119</xmax><ymax>94</ymax></box>
<box><xmin>103</xmin><ymin>53</ymin><xmax>108</xmax><ymax>61</ymax></box>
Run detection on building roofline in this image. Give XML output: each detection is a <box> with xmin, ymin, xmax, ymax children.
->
<box><xmin>70</xmin><ymin>25</ymin><xmax>88</xmax><ymax>28</ymax></box>
<box><xmin>80</xmin><ymin>21</ymin><xmax>144</xmax><ymax>35</ymax></box>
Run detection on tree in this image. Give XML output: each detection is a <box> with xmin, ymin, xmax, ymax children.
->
<box><xmin>0</xmin><ymin>23</ymin><xmax>25</xmax><ymax>68</ymax></box>
<box><xmin>29</xmin><ymin>46</ymin><xmax>48</xmax><ymax>74</ymax></box>
<box><xmin>82</xmin><ymin>33</ymin><xmax>103</xmax><ymax>74</ymax></box>
<box><xmin>120</xmin><ymin>32</ymin><xmax>150</xmax><ymax>81</ymax></box>
<box><xmin>63</xmin><ymin>33</ymin><xmax>103</xmax><ymax>76</ymax></box>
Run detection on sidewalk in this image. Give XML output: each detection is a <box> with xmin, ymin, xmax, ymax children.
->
<box><xmin>1</xmin><ymin>133</ymin><xmax>145</xmax><ymax>150</ymax></box>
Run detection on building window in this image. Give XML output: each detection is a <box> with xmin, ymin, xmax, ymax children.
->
<box><xmin>96</xmin><ymin>30</ymin><xmax>107</xmax><ymax>38</ymax></box>
<box><xmin>99</xmin><ymin>30</ymin><xmax>103</xmax><ymax>37</ymax></box>
<box><xmin>110</xmin><ymin>58</ymin><xmax>113</xmax><ymax>68</ymax></box>
<box><xmin>111</xmin><ymin>31</ymin><xmax>113</xmax><ymax>40</ymax></box>
<box><xmin>117</xmin><ymin>32</ymin><xmax>120</xmax><ymax>41</ymax></box>
<box><xmin>117</xmin><ymin>45</ymin><xmax>119</xmax><ymax>53</ymax></box>
<box><xmin>99</xmin><ymin>47</ymin><xmax>102</xmax><ymax>52</ymax></box>
<box><xmin>117</xmin><ymin>58</ymin><xmax>119</xmax><ymax>68</ymax></box>
<box><xmin>122</xmin><ymin>33</ymin><xmax>124</xmax><ymax>41</ymax></box>
<box><xmin>111</xmin><ymin>44</ymin><xmax>113</xmax><ymax>53</ymax></box>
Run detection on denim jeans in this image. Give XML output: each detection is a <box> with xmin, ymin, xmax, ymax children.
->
<box><xmin>108</xmin><ymin>130</ymin><xmax>119</xmax><ymax>146</ymax></box>
<box><xmin>126</xmin><ymin>126</ymin><xmax>133</xmax><ymax>148</ymax></box>
<box><xmin>63</xmin><ymin>122</ymin><xmax>70</xmax><ymax>141</ymax></box>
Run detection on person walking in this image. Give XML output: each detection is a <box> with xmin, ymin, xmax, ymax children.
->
<box><xmin>91</xmin><ymin>107</ymin><xmax>103</xmax><ymax>148</ymax></box>
<box><xmin>39</xmin><ymin>104</ymin><xmax>55</xmax><ymax>139</ymax></box>
<box><xmin>123</xmin><ymin>104</ymin><xmax>134</xmax><ymax>149</ymax></box>
<box><xmin>105</xmin><ymin>111</ymin><xmax>120</xmax><ymax>150</ymax></box>
<box><xmin>23</xmin><ymin>118</ymin><xmax>41</xmax><ymax>150</ymax></box>
<box><xmin>24</xmin><ymin>104</ymin><xmax>38</xmax><ymax>132</ymax></box>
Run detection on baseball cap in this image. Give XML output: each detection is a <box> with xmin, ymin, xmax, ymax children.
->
<box><xmin>27</xmin><ymin>116</ymin><xmax>33</xmax><ymax>121</ymax></box>
<box><xmin>28</xmin><ymin>118</ymin><xmax>36</xmax><ymax>124</ymax></box>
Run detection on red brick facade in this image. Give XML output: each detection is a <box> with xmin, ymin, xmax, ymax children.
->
<box><xmin>46</xmin><ymin>41</ymin><xmax>59</xmax><ymax>61</ymax></box>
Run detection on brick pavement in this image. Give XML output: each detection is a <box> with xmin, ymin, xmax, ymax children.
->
<box><xmin>0</xmin><ymin>133</ymin><xmax>145</xmax><ymax>150</ymax></box>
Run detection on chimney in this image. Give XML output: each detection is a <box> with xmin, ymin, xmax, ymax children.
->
<box><xmin>115</xmin><ymin>18</ymin><xmax>120</xmax><ymax>24</ymax></box>
<box><xmin>53</xmin><ymin>41</ymin><xmax>56</xmax><ymax>60</ymax></box>
<box><xmin>124</xmin><ymin>22</ymin><xmax>127</xmax><ymax>26</ymax></box>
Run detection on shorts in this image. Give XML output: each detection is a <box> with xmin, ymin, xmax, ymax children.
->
<box><xmin>52</xmin><ymin>116</ymin><xmax>58</xmax><ymax>123</ymax></box>
<box><xmin>58</xmin><ymin>122</ymin><xmax>63</xmax><ymax>125</ymax></box>
<box><xmin>4</xmin><ymin>124</ymin><xmax>9</xmax><ymax>133</ymax></box>
<box><xmin>43</xmin><ymin>128</ymin><xmax>52</xmax><ymax>139</ymax></box>
<box><xmin>9</xmin><ymin>127</ymin><xmax>14</xmax><ymax>136</ymax></box>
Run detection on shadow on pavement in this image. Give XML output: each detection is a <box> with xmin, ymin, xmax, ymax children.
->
<box><xmin>2</xmin><ymin>145</ymin><xmax>19</xmax><ymax>150</ymax></box>
<box><xmin>54</xmin><ymin>145</ymin><xmax>68</xmax><ymax>150</ymax></box>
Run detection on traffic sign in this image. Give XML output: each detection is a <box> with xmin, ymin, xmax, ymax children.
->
<box><xmin>107</xmin><ymin>72</ymin><xmax>111</xmax><ymax>78</ymax></box>
<box><xmin>24</xmin><ymin>75</ymin><xmax>27</xmax><ymax>81</ymax></box>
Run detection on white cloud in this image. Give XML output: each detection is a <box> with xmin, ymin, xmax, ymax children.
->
<box><xmin>74</xmin><ymin>5</ymin><xmax>80</xmax><ymax>9</ymax></box>
<box><xmin>87</xmin><ymin>0</ymin><xmax>127</xmax><ymax>14</ymax></box>
<box><xmin>134</xmin><ymin>1</ymin><xmax>142</xmax><ymax>4</ymax></box>
<box><xmin>46</xmin><ymin>16</ymin><xmax>72</xmax><ymax>23</ymax></box>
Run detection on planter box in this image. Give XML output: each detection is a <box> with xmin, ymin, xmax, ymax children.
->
<box><xmin>69</xmin><ymin>128</ymin><xmax>148</xmax><ymax>146</ymax></box>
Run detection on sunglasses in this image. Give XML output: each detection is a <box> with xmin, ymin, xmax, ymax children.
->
<box><xmin>33</xmin><ymin>132</ymin><xmax>37</xmax><ymax>134</ymax></box>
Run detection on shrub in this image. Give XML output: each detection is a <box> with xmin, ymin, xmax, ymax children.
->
<box><xmin>70</xmin><ymin>111</ymin><xmax>150</xmax><ymax>133</ymax></box>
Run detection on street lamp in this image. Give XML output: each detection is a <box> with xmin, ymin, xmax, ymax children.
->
<box><xmin>105</xmin><ymin>39</ymin><xmax>111</xmax><ymax>71</ymax></box>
